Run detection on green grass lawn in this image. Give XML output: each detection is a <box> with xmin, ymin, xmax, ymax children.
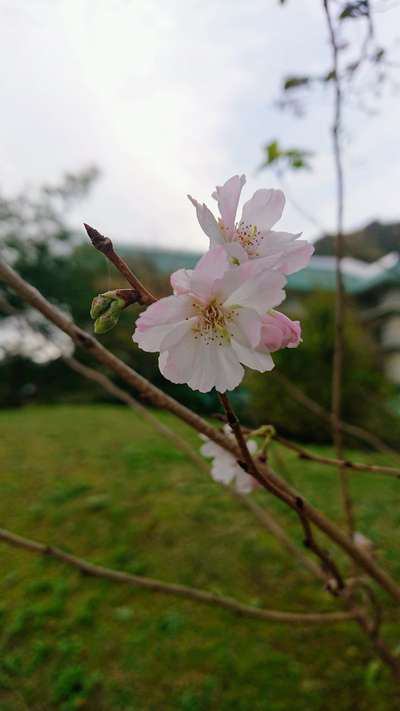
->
<box><xmin>0</xmin><ymin>404</ymin><xmax>399</xmax><ymax>710</ymax></box>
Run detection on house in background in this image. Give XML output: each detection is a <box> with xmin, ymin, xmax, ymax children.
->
<box><xmin>287</xmin><ymin>253</ymin><xmax>400</xmax><ymax>384</ymax></box>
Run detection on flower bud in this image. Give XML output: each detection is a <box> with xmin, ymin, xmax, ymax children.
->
<box><xmin>90</xmin><ymin>293</ymin><xmax>113</xmax><ymax>320</ymax></box>
<box><xmin>92</xmin><ymin>294</ymin><xmax>125</xmax><ymax>334</ymax></box>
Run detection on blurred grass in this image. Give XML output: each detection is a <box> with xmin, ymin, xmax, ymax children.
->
<box><xmin>0</xmin><ymin>404</ymin><xmax>399</xmax><ymax>710</ymax></box>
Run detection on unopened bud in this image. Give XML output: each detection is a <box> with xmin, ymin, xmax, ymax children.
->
<box><xmin>93</xmin><ymin>295</ymin><xmax>125</xmax><ymax>334</ymax></box>
<box><xmin>90</xmin><ymin>293</ymin><xmax>113</xmax><ymax>320</ymax></box>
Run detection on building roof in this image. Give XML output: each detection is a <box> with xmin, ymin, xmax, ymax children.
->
<box><xmin>288</xmin><ymin>253</ymin><xmax>400</xmax><ymax>295</ymax></box>
<box><xmin>122</xmin><ymin>246</ymin><xmax>400</xmax><ymax>296</ymax></box>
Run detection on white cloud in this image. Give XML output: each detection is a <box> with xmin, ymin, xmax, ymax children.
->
<box><xmin>0</xmin><ymin>0</ymin><xmax>399</xmax><ymax>251</ymax></box>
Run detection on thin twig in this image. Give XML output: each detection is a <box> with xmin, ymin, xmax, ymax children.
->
<box><xmin>0</xmin><ymin>528</ymin><xmax>354</xmax><ymax>626</ymax></box>
<box><xmin>323</xmin><ymin>0</ymin><xmax>354</xmax><ymax>536</ymax></box>
<box><xmin>275</xmin><ymin>436</ymin><xmax>400</xmax><ymax>479</ymax></box>
<box><xmin>218</xmin><ymin>393</ymin><xmax>400</xmax><ymax>679</ymax></box>
<box><xmin>275</xmin><ymin>373</ymin><xmax>398</xmax><ymax>456</ymax></box>
<box><xmin>83</xmin><ymin>223</ymin><xmax>156</xmax><ymax>305</ymax></box>
<box><xmin>220</xmin><ymin>392</ymin><xmax>345</xmax><ymax>592</ymax></box>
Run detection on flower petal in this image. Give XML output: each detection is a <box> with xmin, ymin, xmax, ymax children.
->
<box><xmin>159</xmin><ymin>317</ymin><xmax>197</xmax><ymax>350</ymax></box>
<box><xmin>241</xmin><ymin>189</ymin><xmax>285</xmax><ymax>231</ymax></box>
<box><xmin>211</xmin><ymin>459</ymin><xmax>236</xmax><ymax>486</ymax></box>
<box><xmin>234</xmin><ymin>469</ymin><xmax>254</xmax><ymax>494</ymax></box>
<box><xmin>230</xmin><ymin>308</ymin><xmax>262</xmax><ymax>348</ymax></box>
<box><xmin>170</xmin><ymin>268</ymin><xmax>193</xmax><ymax>295</ymax></box>
<box><xmin>231</xmin><ymin>339</ymin><xmax>275</xmax><ymax>372</ymax></box>
<box><xmin>159</xmin><ymin>330</ymin><xmax>198</xmax><ymax>384</ymax></box>
<box><xmin>132</xmin><ymin>295</ymin><xmax>194</xmax><ymax>352</ymax></box>
<box><xmin>211</xmin><ymin>174</ymin><xmax>246</xmax><ymax>236</ymax></box>
<box><xmin>224</xmin><ymin>268</ymin><xmax>286</xmax><ymax>314</ymax></box>
<box><xmin>187</xmin><ymin>341</ymin><xmax>244</xmax><ymax>393</ymax></box>
<box><xmin>213</xmin><ymin>346</ymin><xmax>245</xmax><ymax>393</ymax></box>
<box><xmin>277</xmin><ymin>239</ymin><xmax>314</xmax><ymax>275</ymax></box>
<box><xmin>187</xmin><ymin>195</ymin><xmax>222</xmax><ymax>247</ymax></box>
<box><xmin>191</xmin><ymin>246</ymin><xmax>230</xmax><ymax>303</ymax></box>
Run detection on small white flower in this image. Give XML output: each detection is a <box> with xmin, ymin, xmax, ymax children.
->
<box><xmin>200</xmin><ymin>425</ymin><xmax>257</xmax><ymax>494</ymax></box>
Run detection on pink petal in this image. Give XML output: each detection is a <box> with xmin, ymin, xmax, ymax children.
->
<box><xmin>277</xmin><ymin>240</ymin><xmax>314</xmax><ymax>275</ymax></box>
<box><xmin>159</xmin><ymin>330</ymin><xmax>197</xmax><ymax>384</ymax></box>
<box><xmin>132</xmin><ymin>295</ymin><xmax>194</xmax><ymax>352</ymax></box>
<box><xmin>213</xmin><ymin>346</ymin><xmax>245</xmax><ymax>393</ymax></box>
<box><xmin>187</xmin><ymin>342</ymin><xmax>244</xmax><ymax>393</ymax></box>
<box><xmin>170</xmin><ymin>268</ymin><xmax>193</xmax><ymax>295</ymax></box>
<box><xmin>211</xmin><ymin>174</ymin><xmax>246</xmax><ymax>236</ymax></box>
<box><xmin>224</xmin><ymin>268</ymin><xmax>286</xmax><ymax>314</ymax></box>
<box><xmin>191</xmin><ymin>246</ymin><xmax>230</xmax><ymax>303</ymax></box>
<box><xmin>241</xmin><ymin>189</ymin><xmax>285</xmax><ymax>232</ymax></box>
<box><xmin>187</xmin><ymin>195</ymin><xmax>222</xmax><ymax>247</ymax></box>
<box><xmin>231</xmin><ymin>339</ymin><xmax>275</xmax><ymax>371</ymax></box>
<box><xmin>230</xmin><ymin>308</ymin><xmax>262</xmax><ymax>348</ymax></box>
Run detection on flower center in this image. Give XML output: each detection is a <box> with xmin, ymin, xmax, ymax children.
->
<box><xmin>192</xmin><ymin>300</ymin><xmax>237</xmax><ymax>346</ymax></box>
<box><xmin>235</xmin><ymin>222</ymin><xmax>262</xmax><ymax>256</ymax></box>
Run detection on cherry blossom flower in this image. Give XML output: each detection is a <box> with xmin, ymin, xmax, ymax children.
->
<box><xmin>188</xmin><ymin>174</ymin><xmax>314</xmax><ymax>274</ymax></box>
<box><xmin>132</xmin><ymin>246</ymin><xmax>286</xmax><ymax>393</ymax></box>
<box><xmin>200</xmin><ymin>426</ymin><xmax>257</xmax><ymax>494</ymax></box>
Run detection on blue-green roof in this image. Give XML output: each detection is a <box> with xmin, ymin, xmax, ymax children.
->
<box><xmin>120</xmin><ymin>245</ymin><xmax>398</xmax><ymax>296</ymax></box>
<box><xmin>287</xmin><ymin>267</ymin><xmax>366</xmax><ymax>294</ymax></box>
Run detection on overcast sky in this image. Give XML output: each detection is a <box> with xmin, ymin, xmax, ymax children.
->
<box><xmin>1</xmin><ymin>0</ymin><xmax>399</xmax><ymax>252</ymax></box>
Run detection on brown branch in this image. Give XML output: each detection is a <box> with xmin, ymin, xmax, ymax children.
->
<box><xmin>0</xmin><ymin>527</ymin><xmax>354</xmax><ymax>626</ymax></box>
<box><xmin>83</xmin><ymin>223</ymin><xmax>156</xmax><ymax>305</ymax></box>
<box><xmin>220</xmin><ymin>393</ymin><xmax>346</xmax><ymax>592</ymax></box>
<box><xmin>0</xmin><ymin>321</ymin><xmax>397</xmax><ymax>666</ymax></box>
<box><xmin>323</xmin><ymin>0</ymin><xmax>354</xmax><ymax>536</ymax></box>
<box><xmin>275</xmin><ymin>373</ymin><xmax>398</xmax><ymax>457</ymax></box>
<box><xmin>219</xmin><ymin>393</ymin><xmax>262</xmax><ymax>480</ymax></box>
<box><xmin>220</xmin><ymin>396</ymin><xmax>400</xmax><ymax>680</ymax></box>
<box><xmin>275</xmin><ymin>436</ymin><xmax>400</xmax><ymax>479</ymax></box>
<box><xmin>278</xmin><ymin>373</ymin><xmax>399</xmax><ymax>455</ymax></box>
<box><xmin>2</xmin><ymin>258</ymin><xmax>400</xmax><ymax>605</ymax></box>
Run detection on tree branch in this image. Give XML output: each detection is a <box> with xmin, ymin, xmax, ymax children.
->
<box><xmin>0</xmin><ymin>527</ymin><xmax>354</xmax><ymax>626</ymax></box>
<box><xmin>275</xmin><ymin>373</ymin><xmax>399</xmax><ymax>456</ymax></box>
<box><xmin>275</xmin><ymin>435</ymin><xmax>400</xmax><ymax>479</ymax></box>
<box><xmin>323</xmin><ymin>0</ymin><xmax>354</xmax><ymax>536</ymax></box>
